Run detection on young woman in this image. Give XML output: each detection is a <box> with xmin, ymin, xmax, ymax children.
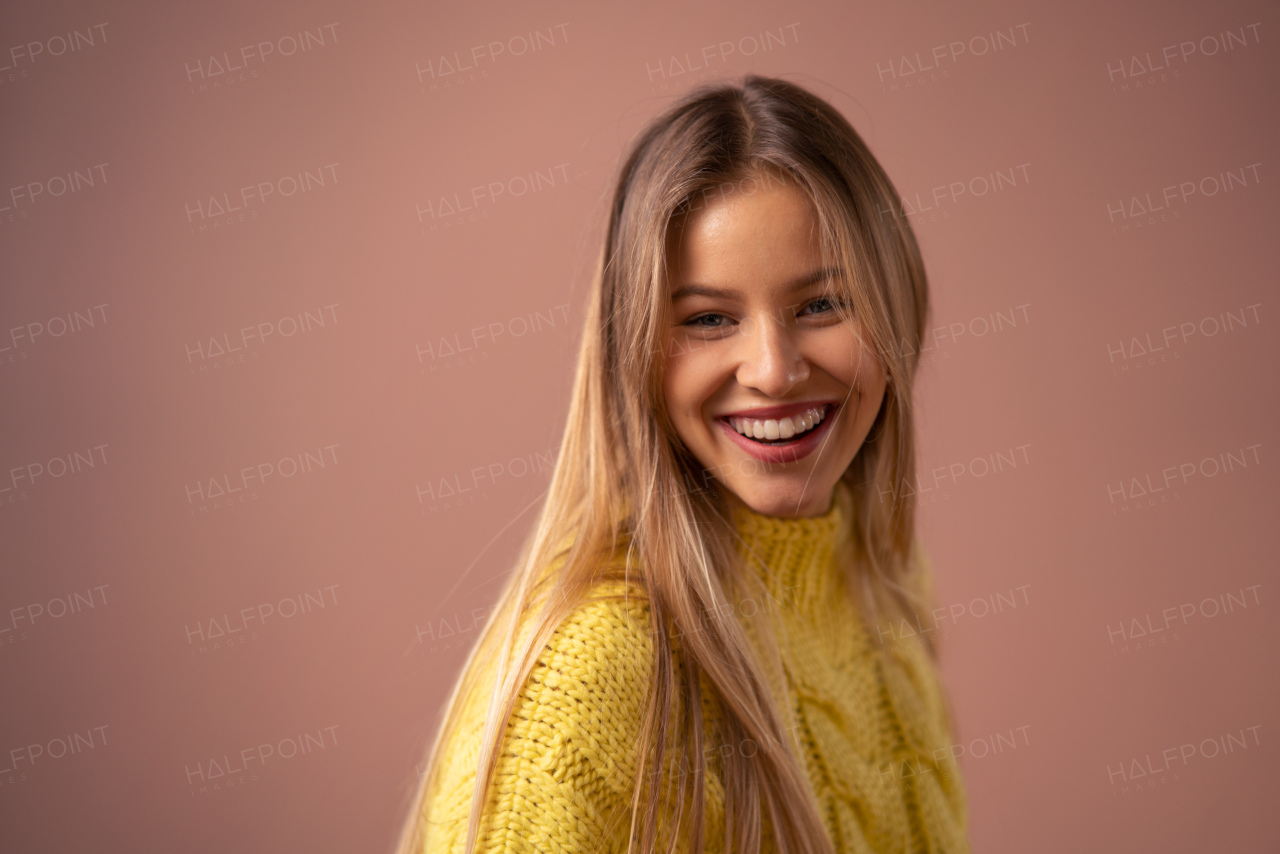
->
<box><xmin>395</xmin><ymin>75</ymin><xmax>970</xmax><ymax>854</ymax></box>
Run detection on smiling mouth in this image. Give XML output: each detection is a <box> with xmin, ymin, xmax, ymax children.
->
<box><xmin>725</xmin><ymin>405</ymin><xmax>831</xmax><ymax>445</ymax></box>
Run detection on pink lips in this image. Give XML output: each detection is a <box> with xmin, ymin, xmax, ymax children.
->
<box><xmin>716</xmin><ymin>402</ymin><xmax>839</xmax><ymax>465</ymax></box>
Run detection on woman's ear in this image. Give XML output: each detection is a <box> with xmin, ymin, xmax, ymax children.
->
<box><xmin>859</xmin><ymin>390</ymin><xmax>890</xmax><ymax>447</ymax></box>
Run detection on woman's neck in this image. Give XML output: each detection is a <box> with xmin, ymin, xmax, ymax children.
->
<box><xmin>727</xmin><ymin>479</ymin><xmax>853</xmax><ymax>613</ymax></box>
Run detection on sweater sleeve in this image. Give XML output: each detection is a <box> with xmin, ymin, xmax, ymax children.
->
<box><xmin>421</xmin><ymin>580</ymin><xmax>654</xmax><ymax>854</ymax></box>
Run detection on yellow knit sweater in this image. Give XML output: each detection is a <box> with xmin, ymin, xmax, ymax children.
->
<box><xmin>417</xmin><ymin>486</ymin><xmax>970</xmax><ymax>853</ymax></box>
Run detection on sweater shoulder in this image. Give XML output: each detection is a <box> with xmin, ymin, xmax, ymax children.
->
<box><xmin>541</xmin><ymin>577</ymin><xmax>654</xmax><ymax>669</ymax></box>
<box><xmin>521</xmin><ymin>575</ymin><xmax>655</xmax><ymax>781</ymax></box>
<box><xmin>907</xmin><ymin>538</ymin><xmax>937</xmax><ymax>603</ymax></box>
<box><xmin>422</xmin><ymin>574</ymin><xmax>655</xmax><ymax>853</ymax></box>
<box><xmin>527</xmin><ymin>535</ymin><xmax>655</xmax><ymax>714</ymax></box>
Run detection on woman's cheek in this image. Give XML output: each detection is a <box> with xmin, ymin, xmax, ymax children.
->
<box><xmin>661</xmin><ymin>355</ymin><xmax>701</xmax><ymax>438</ymax></box>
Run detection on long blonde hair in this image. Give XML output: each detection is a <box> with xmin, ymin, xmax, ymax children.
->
<box><xmin>395</xmin><ymin>75</ymin><xmax>932</xmax><ymax>854</ymax></box>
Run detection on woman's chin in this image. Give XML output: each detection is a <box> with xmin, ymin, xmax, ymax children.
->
<box><xmin>726</xmin><ymin>481</ymin><xmax>835</xmax><ymax>519</ymax></box>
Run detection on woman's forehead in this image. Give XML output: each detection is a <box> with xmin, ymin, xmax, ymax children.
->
<box><xmin>668</xmin><ymin>183</ymin><xmax>824</xmax><ymax>287</ymax></box>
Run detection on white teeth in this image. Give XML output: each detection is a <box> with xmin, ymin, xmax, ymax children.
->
<box><xmin>729</xmin><ymin>407</ymin><xmax>827</xmax><ymax>442</ymax></box>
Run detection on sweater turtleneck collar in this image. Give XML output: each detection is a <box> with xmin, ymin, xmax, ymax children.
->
<box><xmin>727</xmin><ymin>480</ymin><xmax>853</xmax><ymax>616</ymax></box>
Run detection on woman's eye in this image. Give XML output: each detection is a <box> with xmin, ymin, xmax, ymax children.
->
<box><xmin>684</xmin><ymin>313</ymin><xmax>729</xmax><ymax>328</ymax></box>
<box><xmin>800</xmin><ymin>298</ymin><xmax>838</xmax><ymax>316</ymax></box>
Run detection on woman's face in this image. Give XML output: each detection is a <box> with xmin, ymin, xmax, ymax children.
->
<box><xmin>662</xmin><ymin>174</ymin><xmax>887</xmax><ymax>518</ymax></box>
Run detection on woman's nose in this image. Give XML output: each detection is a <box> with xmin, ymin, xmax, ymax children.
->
<box><xmin>734</xmin><ymin>314</ymin><xmax>809</xmax><ymax>397</ymax></box>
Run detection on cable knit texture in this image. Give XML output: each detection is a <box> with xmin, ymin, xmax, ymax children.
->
<box><xmin>419</xmin><ymin>484</ymin><xmax>970</xmax><ymax>853</ymax></box>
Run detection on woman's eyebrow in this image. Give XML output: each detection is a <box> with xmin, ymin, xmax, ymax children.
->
<box><xmin>670</xmin><ymin>267</ymin><xmax>839</xmax><ymax>302</ymax></box>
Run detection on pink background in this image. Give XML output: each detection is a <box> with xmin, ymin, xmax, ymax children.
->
<box><xmin>1</xmin><ymin>0</ymin><xmax>1276</xmax><ymax>851</ymax></box>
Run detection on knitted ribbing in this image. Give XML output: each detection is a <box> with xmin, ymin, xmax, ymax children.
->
<box><xmin>419</xmin><ymin>488</ymin><xmax>969</xmax><ymax>853</ymax></box>
<box><xmin>729</xmin><ymin>484</ymin><xmax>969</xmax><ymax>853</ymax></box>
